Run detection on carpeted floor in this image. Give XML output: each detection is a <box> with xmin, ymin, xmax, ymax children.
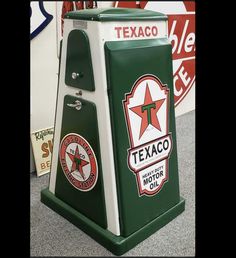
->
<box><xmin>30</xmin><ymin>110</ymin><xmax>195</xmax><ymax>256</ymax></box>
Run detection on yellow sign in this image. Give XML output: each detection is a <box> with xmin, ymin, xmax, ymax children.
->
<box><xmin>31</xmin><ymin>127</ymin><xmax>54</xmax><ymax>176</ymax></box>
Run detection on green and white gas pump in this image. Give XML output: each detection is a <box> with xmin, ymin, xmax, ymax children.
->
<box><xmin>41</xmin><ymin>8</ymin><xmax>185</xmax><ymax>255</ymax></box>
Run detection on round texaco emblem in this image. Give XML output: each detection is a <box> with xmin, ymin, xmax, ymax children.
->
<box><xmin>59</xmin><ymin>133</ymin><xmax>98</xmax><ymax>191</ymax></box>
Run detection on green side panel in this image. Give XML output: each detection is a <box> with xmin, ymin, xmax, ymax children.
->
<box><xmin>65</xmin><ymin>8</ymin><xmax>167</xmax><ymax>21</ymax></box>
<box><xmin>65</xmin><ymin>30</ymin><xmax>95</xmax><ymax>91</ymax></box>
<box><xmin>105</xmin><ymin>39</ymin><xmax>181</xmax><ymax>237</ymax></box>
<box><xmin>55</xmin><ymin>95</ymin><xmax>107</xmax><ymax>228</ymax></box>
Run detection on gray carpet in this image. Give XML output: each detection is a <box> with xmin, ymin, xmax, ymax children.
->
<box><xmin>30</xmin><ymin>110</ymin><xmax>195</xmax><ymax>256</ymax></box>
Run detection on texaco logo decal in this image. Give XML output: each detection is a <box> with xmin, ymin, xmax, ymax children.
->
<box><xmin>59</xmin><ymin>133</ymin><xmax>98</xmax><ymax>191</ymax></box>
<box><xmin>123</xmin><ymin>75</ymin><xmax>173</xmax><ymax>196</ymax></box>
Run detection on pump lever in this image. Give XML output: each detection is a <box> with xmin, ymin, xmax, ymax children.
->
<box><xmin>67</xmin><ymin>100</ymin><xmax>82</xmax><ymax>110</ymax></box>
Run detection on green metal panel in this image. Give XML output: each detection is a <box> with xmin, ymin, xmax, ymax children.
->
<box><xmin>65</xmin><ymin>30</ymin><xmax>95</xmax><ymax>91</ymax></box>
<box><xmin>54</xmin><ymin>95</ymin><xmax>107</xmax><ymax>228</ymax></box>
<box><xmin>65</xmin><ymin>8</ymin><xmax>167</xmax><ymax>21</ymax></box>
<box><xmin>41</xmin><ymin>188</ymin><xmax>185</xmax><ymax>256</ymax></box>
<box><xmin>105</xmin><ymin>39</ymin><xmax>181</xmax><ymax>236</ymax></box>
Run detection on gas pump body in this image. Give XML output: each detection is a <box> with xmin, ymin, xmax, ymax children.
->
<box><xmin>41</xmin><ymin>8</ymin><xmax>185</xmax><ymax>255</ymax></box>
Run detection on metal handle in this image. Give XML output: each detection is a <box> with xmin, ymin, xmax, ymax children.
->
<box><xmin>67</xmin><ymin>100</ymin><xmax>82</xmax><ymax>110</ymax></box>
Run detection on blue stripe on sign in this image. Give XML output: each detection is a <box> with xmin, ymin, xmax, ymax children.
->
<box><xmin>30</xmin><ymin>1</ymin><xmax>53</xmax><ymax>40</ymax></box>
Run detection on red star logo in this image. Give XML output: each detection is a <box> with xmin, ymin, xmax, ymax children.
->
<box><xmin>130</xmin><ymin>83</ymin><xmax>165</xmax><ymax>139</ymax></box>
<box><xmin>66</xmin><ymin>145</ymin><xmax>89</xmax><ymax>180</ymax></box>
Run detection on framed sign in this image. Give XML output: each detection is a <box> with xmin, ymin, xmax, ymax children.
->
<box><xmin>30</xmin><ymin>1</ymin><xmax>53</xmax><ymax>40</ymax></box>
<box><xmin>31</xmin><ymin>127</ymin><xmax>54</xmax><ymax>176</ymax></box>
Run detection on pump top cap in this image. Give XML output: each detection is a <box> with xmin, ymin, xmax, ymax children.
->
<box><xmin>65</xmin><ymin>8</ymin><xmax>167</xmax><ymax>22</ymax></box>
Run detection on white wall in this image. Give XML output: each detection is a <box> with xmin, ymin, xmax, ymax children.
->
<box><xmin>30</xmin><ymin>2</ymin><xmax>58</xmax><ymax>172</ymax></box>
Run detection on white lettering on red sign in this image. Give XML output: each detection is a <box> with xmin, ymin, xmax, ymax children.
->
<box><xmin>168</xmin><ymin>14</ymin><xmax>195</xmax><ymax>105</ymax></box>
<box><xmin>114</xmin><ymin>26</ymin><xmax>158</xmax><ymax>39</ymax></box>
<box><xmin>174</xmin><ymin>59</ymin><xmax>195</xmax><ymax>100</ymax></box>
<box><xmin>168</xmin><ymin>15</ymin><xmax>195</xmax><ymax>60</ymax></box>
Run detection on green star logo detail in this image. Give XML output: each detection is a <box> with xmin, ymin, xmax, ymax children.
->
<box><xmin>130</xmin><ymin>83</ymin><xmax>165</xmax><ymax>139</ymax></box>
<box><xmin>66</xmin><ymin>145</ymin><xmax>89</xmax><ymax>180</ymax></box>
